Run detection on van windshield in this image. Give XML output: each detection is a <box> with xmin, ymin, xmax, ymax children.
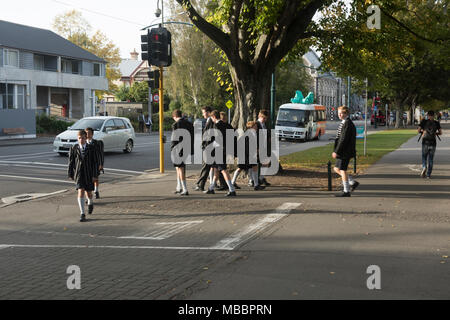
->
<box><xmin>70</xmin><ymin>119</ymin><xmax>105</xmax><ymax>131</ymax></box>
<box><xmin>276</xmin><ymin>109</ymin><xmax>308</xmax><ymax>127</ymax></box>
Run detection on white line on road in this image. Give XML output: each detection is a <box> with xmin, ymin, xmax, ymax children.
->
<box><xmin>0</xmin><ymin>151</ymin><xmax>54</xmax><ymax>158</ymax></box>
<box><xmin>0</xmin><ymin>174</ymin><xmax>73</xmax><ymax>184</ymax></box>
<box><xmin>212</xmin><ymin>202</ymin><xmax>302</xmax><ymax>250</ymax></box>
<box><xmin>0</xmin><ymin>244</ymin><xmax>218</xmax><ymax>251</ymax></box>
<box><xmin>119</xmin><ymin>220</ymin><xmax>203</xmax><ymax>240</ymax></box>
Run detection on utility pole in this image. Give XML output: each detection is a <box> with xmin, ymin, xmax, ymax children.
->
<box><xmin>270</xmin><ymin>73</ymin><xmax>276</xmax><ymax>129</ymax></box>
<box><xmin>364</xmin><ymin>78</ymin><xmax>368</xmax><ymax>156</ymax></box>
<box><xmin>159</xmin><ymin>66</ymin><xmax>164</xmax><ymax>173</ymax></box>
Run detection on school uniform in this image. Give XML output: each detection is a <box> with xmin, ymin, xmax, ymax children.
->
<box><xmin>68</xmin><ymin>143</ymin><xmax>98</xmax><ymax>191</ymax></box>
<box><xmin>87</xmin><ymin>139</ymin><xmax>104</xmax><ymax>177</ymax></box>
<box><xmin>256</xmin><ymin>120</ymin><xmax>271</xmax><ymax>186</ymax></box>
<box><xmin>171</xmin><ymin>117</ymin><xmax>194</xmax><ymax>168</ymax></box>
<box><xmin>196</xmin><ymin>117</ymin><xmax>214</xmax><ymax>190</ymax></box>
<box><xmin>334</xmin><ymin>117</ymin><xmax>356</xmax><ymax>171</ymax></box>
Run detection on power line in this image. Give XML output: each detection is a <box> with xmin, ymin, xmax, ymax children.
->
<box><xmin>50</xmin><ymin>0</ymin><xmax>147</xmax><ymax>27</ymax></box>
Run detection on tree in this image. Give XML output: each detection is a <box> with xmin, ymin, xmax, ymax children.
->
<box><xmin>175</xmin><ymin>0</ymin><xmax>332</xmax><ymax>129</ymax></box>
<box><xmin>313</xmin><ymin>0</ymin><xmax>449</xmax><ymax>125</ymax></box>
<box><xmin>165</xmin><ymin>0</ymin><xmax>230</xmax><ymax>118</ymax></box>
<box><xmin>129</xmin><ymin>81</ymin><xmax>149</xmax><ymax>103</ymax></box>
<box><xmin>53</xmin><ymin>10</ymin><xmax>122</xmax><ymax>95</ymax></box>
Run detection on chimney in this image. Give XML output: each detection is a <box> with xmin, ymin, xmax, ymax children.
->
<box><xmin>130</xmin><ymin>49</ymin><xmax>139</xmax><ymax>60</ymax></box>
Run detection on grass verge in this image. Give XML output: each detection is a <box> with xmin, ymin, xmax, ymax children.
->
<box><xmin>280</xmin><ymin>129</ymin><xmax>417</xmax><ymax>173</ymax></box>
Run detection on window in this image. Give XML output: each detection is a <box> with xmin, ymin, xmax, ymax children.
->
<box><xmin>104</xmin><ymin>120</ymin><xmax>115</xmax><ymax>131</ymax></box>
<box><xmin>4</xmin><ymin>49</ymin><xmax>19</xmax><ymax>67</ymax></box>
<box><xmin>34</xmin><ymin>55</ymin><xmax>44</xmax><ymax>70</ymax></box>
<box><xmin>93</xmin><ymin>63</ymin><xmax>100</xmax><ymax>76</ymax></box>
<box><xmin>113</xmin><ymin>119</ymin><xmax>126</xmax><ymax>129</ymax></box>
<box><xmin>0</xmin><ymin>83</ymin><xmax>26</xmax><ymax>109</ymax></box>
<box><xmin>61</xmin><ymin>59</ymin><xmax>72</xmax><ymax>73</ymax></box>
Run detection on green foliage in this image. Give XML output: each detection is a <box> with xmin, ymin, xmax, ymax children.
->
<box><xmin>115</xmin><ymin>85</ymin><xmax>131</xmax><ymax>102</ymax></box>
<box><xmin>129</xmin><ymin>81</ymin><xmax>149</xmax><ymax>103</ymax></box>
<box><xmin>36</xmin><ymin>114</ymin><xmax>75</xmax><ymax>135</ymax></box>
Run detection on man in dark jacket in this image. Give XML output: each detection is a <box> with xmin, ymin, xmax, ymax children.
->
<box><xmin>195</xmin><ymin>106</ymin><xmax>214</xmax><ymax>191</ymax></box>
<box><xmin>171</xmin><ymin>109</ymin><xmax>194</xmax><ymax>195</ymax></box>
<box><xmin>68</xmin><ymin>130</ymin><xmax>98</xmax><ymax>221</ymax></box>
<box><xmin>332</xmin><ymin>106</ymin><xmax>359</xmax><ymax>197</ymax></box>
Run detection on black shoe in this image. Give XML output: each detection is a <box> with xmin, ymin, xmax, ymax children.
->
<box><xmin>217</xmin><ymin>185</ymin><xmax>227</xmax><ymax>191</ymax></box>
<box><xmin>335</xmin><ymin>192</ymin><xmax>351</xmax><ymax>197</ymax></box>
<box><xmin>80</xmin><ymin>214</ymin><xmax>86</xmax><ymax>222</ymax></box>
<box><xmin>254</xmin><ymin>185</ymin><xmax>265</xmax><ymax>191</ymax></box>
<box><xmin>226</xmin><ymin>191</ymin><xmax>236</xmax><ymax>197</ymax></box>
<box><xmin>95</xmin><ymin>191</ymin><xmax>100</xmax><ymax>199</ymax></box>
<box><xmin>350</xmin><ymin>181</ymin><xmax>360</xmax><ymax>192</ymax></box>
<box><xmin>180</xmin><ymin>190</ymin><xmax>189</xmax><ymax>196</ymax></box>
<box><xmin>260</xmin><ymin>178</ymin><xmax>271</xmax><ymax>186</ymax></box>
<box><xmin>194</xmin><ymin>186</ymin><xmax>205</xmax><ymax>191</ymax></box>
<box><xmin>233</xmin><ymin>183</ymin><xmax>241</xmax><ymax>189</ymax></box>
<box><xmin>204</xmin><ymin>189</ymin><xmax>215</xmax><ymax>194</ymax></box>
<box><xmin>88</xmin><ymin>204</ymin><xmax>94</xmax><ymax>214</ymax></box>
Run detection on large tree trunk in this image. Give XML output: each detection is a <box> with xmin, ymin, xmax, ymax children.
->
<box><xmin>230</xmin><ymin>64</ymin><xmax>272</xmax><ymax>130</ymax></box>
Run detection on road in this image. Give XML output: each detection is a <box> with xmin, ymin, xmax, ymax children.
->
<box><xmin>0</xmin><ymin>121</ymin><xmax>377</xmax><ymax>201</ymax></box>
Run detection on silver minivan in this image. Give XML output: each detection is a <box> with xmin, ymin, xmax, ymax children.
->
<box><xmin>53</xmin><ymin>116</ymin><xmax>136</xmax><ymax>156</ymax></box>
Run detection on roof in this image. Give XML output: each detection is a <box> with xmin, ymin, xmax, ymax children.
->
<box><xmin>0</xmin><ymin>20</ymin><xmax>105</xmax><ymax>63</ymax></box>
<box><xmin>119</xmin><ymin>59</ymin><xmax>144</xmax><ymax>77</ymax></box>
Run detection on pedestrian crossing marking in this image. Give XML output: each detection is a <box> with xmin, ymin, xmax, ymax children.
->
<box><xmin>119</xmin><ymin>220</ymin><xmax>203</xmax><ymax>240</ymax></box>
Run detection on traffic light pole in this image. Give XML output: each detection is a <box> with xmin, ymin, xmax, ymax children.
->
<box><xmin>159</xmin><ymin>66</ymin><xmax>164</xmax><ymax>173</ymax></box>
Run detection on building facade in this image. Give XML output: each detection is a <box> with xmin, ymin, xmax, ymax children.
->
<box><xmin>0</xmin><ymin>20</ymin><xmax>108</xmax><ymax>139</ymax></box>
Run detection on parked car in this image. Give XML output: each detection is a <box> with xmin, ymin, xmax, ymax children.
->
<box><xmin>53</xmin><ymin>116</ymin><xmax>136</xmax><ymax>156</ymax></box>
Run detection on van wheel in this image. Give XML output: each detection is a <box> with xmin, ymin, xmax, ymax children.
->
<box><xmin>123</xmin><ymin>139</ymin><xmax>133</xmax><ymax>153</ymax></box>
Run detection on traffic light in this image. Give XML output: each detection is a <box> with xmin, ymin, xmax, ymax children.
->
<box><xmin>147</xmin><ymin>70</ymin><xmax>160</xmax><ymax>89</ymax></box>
<box><xmin>141</xmin><ymin>30</ymin><xmax>150</xmax><ymax>61</ymax></box>
<box><xmin>149</xmin><ymin>27</ymin><xmax>172</xmax><ymax>67</ymax></box>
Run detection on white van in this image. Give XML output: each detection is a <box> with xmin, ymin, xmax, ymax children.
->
<box><xmin>53</xmin><ymin>116</ymin><xmax>136</xmax><ymax>156</ymax></box>
<box><xmin>275</xmin><ymin>103</ymin><xmax>327</xmax><ymax>142</ymax></box>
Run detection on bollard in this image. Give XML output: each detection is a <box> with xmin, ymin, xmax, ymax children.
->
<box><xmin>327</xmin><ymin>161</ymin><xmax>332</xmax><ymax>191</ymax></box>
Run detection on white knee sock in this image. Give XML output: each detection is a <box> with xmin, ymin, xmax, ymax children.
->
<box><xmin>252</xmin><ymin>171</ymin><xmax>259</xmax><ymax>186</ymax></box>
<box><xmin>343</xmin><ymin>181</ymin><xmax>350</xmax><ymax>193</ymax></box>
<box><xmin>78</xmin><ymin>197</ymin><xmax>85</xmax><ymax>215</ymax></box>
<box><xmin>209</xmin><ymin>169</ymin><xmax>214</xmax><ymax>184</ymax></box>
<box><xmin>348</xmin><ymin>176</ymin><xmax>354</xmax><ymax>185</ymax></box>
<box><xmin>87</xmin><ymin>196</ymin><xmax>93</xmax><ymax>205</ymax></box>
<box><xmin>226</xmin><ymin>179</ymin><xmax>235</xmax><ymax>192</ymax></box>
<box><xmin>231</xmin><ymin>170</ymin><xmax>240</xmax><ymax>185</ymax></box>
<box><xmin>208</xmin><ymin>178</ymin><xmax>216</xmax><ymax>191</ymax></box>
<box><xmin>94</xmin><ymin>186</ymin><xmax>98</xmax><ymax>192</ymax></box>
<box><xmin>176</xmin><ymin>176</ymin><xmax>181</xmax><ymax>191</ymax></box>
<box><xmin>181</xmin><ymin>180</ymin><xmax>187</xmax><ymax>192</ymax></box>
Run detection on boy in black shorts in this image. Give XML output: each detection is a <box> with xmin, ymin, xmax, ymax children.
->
<box><xmin>85</xmin><ymin>127</ymin><xmax>104</xmax><ymax>199</ymax></box>
<box><xmin>332</xmin><ymin>106</ymin><xmax>358</xmax><ymax>197</ymax></box>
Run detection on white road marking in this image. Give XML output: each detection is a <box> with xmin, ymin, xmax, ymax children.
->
<box><xmin>1</xmin><ymin>190</ymin><xmax>68</xmax><ymax>205</ymax></box>
<box><xmin>403</xmin><ymin>164</ymin><xmax>422</xmax><ymax>173</ymax></box>
<box><xmin>0</xmin><ymin>151</ymin><xmax>54</xmax><ymax>158</ymax></box>
<box><xmin>0</xmin><ymin>244</ymin><xmax>218</xmax><ymax>251</ymax></box>
<box><xmin>0</xmin><ymin>160</ymin><xmax>144</xmax><ymax>175</ymax></box>
<box><xmin>119</xmin><ymin>220</ymin><xmax>203</xmax><ymax>240</ymax></box>
<box><xmin>0</xmin><ymin>174</ymin><xmax>73</xmax><ymax>184</ymax></box>
<box><xmin>212</xmin><ymin>202</ymin><xmax>302</xmax><ymax>250</ymax></box>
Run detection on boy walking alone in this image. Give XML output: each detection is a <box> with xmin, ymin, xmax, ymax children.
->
<box><xmin>418</xmin><ymin>110</ymin><xmax>442</xmax><ymax>178</ymax></box>
<box><xmin>68</xmin><ymin>130</ymin><xmax>98</xmax><ymax>222</ymax></box>
<box><xmin>332</xmin><ymin>106</ymin><xmax>359</xmax><ymax>197</ymax></box>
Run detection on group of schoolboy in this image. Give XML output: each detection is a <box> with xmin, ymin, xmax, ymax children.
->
<box><xmin>171</xmin><ymin>106</ymin><xmax>271</xmax><ymax>197</ymax></box>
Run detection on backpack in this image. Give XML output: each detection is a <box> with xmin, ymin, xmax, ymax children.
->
<box><xmin>422</xmin><ymin>120</ymin><xmax>438</xmax><ymax>142</ymax></box>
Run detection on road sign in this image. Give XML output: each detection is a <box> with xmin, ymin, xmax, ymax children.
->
<box><xmin>226</xmin><ymin>100</ymin><xmax>233</xmax><ymax>109</ymax></box>
<box><xmin>153</xmin><ymin>94</ymin><xmax>159</xmax><ymax>103</ymax></box>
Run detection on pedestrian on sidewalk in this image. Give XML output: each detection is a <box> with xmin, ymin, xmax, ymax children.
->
<box><xmin>204</xmin><ymin>110</ymin><xmax>237</xmax><ymax>197</ymax></box>
<box><xmin>171</xmin><ymin>109</ymin><xmax>194</xmax><ymax>196</ymax></box>
<box><xmin>332</xmin><ymin>106</ymin><xmax>359</xmax><ymax>197</ymax></box>
<box><xmin>194</xmin><ymin>106</ymin><xmax>213</xmax><ymax>191</ymax></box>
<box><xmin>68</xmin><ymin>130</ymin><xmax>98</xmax><ymax>222</ymax></box>
<box><xmin>85</xmin><ymin>127</ymin><xmax>104</xmax><ymax>199</ymax></box>
<box><xmin>418</xmin><ymin>110</ymin><xmax>442</xmax><ymax>179</ymax></box>
<box><xmin>145</xmin><ymin>113</ymin><xmax>153</xmax><ymax>134</ymax></box>
<box><xmin>256</xmin><ymin>110</ymin><xmax>271</xmax><ymax>187</ymax></box>
<box><xmin>138</xmin><ymin>113</ymin><xmax>145</xmax><ymax>133</ymax></box>
<box><xmin>231</xmin><ymin>121</ymin><xmax>265</xmax><ymax>191</ymax></box>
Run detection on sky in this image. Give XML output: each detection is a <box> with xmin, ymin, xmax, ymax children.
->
<box><xmin>0</xmin><ymin>0</ymin><xmax>165</xmax><ymax>59</ymax></box>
